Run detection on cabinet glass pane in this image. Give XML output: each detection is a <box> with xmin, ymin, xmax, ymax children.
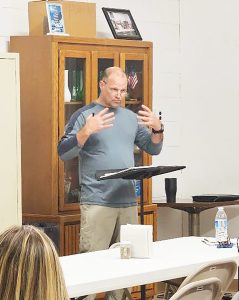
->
<box><xmin>125</xmin><ymin>60</ymin><xmax>144</xmax><ymax>202</ymax></box>
<box><xmin>65</xmin><ymin>57</ymin><xmax>85</xmax><ymax>106</ymax></box>
<box><xmin>126</xmin><ymin>60</ymin><xmax>144</xmax><ymax>166</ymax></box>
<box><xmin>98</xmin><ymin>58</ymin><xmax>114</xmax><ymax>96</ymax></box>
<box><xmin>64</xmin><ymin>158</ymin><xmax>80</xmax><ymax>203</ymax></box>
<box><xmin>134</xmin><ymin>145</ymin><xmax>143</xmax><ymax>167</ymax></box>
<box><xmin>125</xmin><ymin>60</ymin><xmax>143</xmax><ymax>113</ymax></box>
<box><xmin>63</xmin><ymin>57</ymin><xmax>86</xmax><ymax>204</ymax></box>
<box><xmin>135</xmin><ymin>146</ymin><xmax>143</xmax><ymax>203</ymax></box>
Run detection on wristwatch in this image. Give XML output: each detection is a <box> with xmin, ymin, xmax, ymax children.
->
<box><xmin>152</xmin><ymin>123</ymin><xmax>164</xmax><ymax>134</ymax></box>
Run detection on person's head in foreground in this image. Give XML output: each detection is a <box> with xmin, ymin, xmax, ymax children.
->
<box><xmin>0</xmin><ymin>225</ymin><xmax>69</xmax><ymax>300</ymax></box>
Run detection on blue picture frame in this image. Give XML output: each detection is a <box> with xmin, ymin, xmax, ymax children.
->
<box><xmin>46</xmin><ymin>2</ymin><xmax>66</xmax><ymax>35</ymax></box>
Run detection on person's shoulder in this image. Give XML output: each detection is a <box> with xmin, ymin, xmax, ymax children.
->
<box><xmin>77</xmin><ymin>103</ymin><xmax>97</xmax><ymax>115</ymax></box>
<box><xmin>71</xmin><ymin>103</ymin><xmax>97</xmax><ymax>121</ymax></box>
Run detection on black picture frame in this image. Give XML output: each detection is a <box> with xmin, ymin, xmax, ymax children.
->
<box><xmin>102</xmin><ymin>8</ymin><xmax>142</xmax><ymax>40</ymax></box>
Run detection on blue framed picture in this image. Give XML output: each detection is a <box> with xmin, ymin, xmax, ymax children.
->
<box><xmin>46</xmin><ymin>2</ymin><xmax>67</xmax><ymax>35</ymax></box>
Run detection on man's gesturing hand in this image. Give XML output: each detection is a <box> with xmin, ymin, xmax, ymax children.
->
<box><xmin>137</xmin><ymin>105</ymin><xmax>161</xmax><ymax>131</ymax></box>
<box><xmin>85</xmin><ymin>108</ymin><xmax>115</xmax><ymax>135</ymax></box>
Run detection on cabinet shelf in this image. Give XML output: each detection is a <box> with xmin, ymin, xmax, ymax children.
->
<box><xmin>125</xmin><ymin>99</ymin><xmax>142</xmax><ymax>105</ymax></box>
<box><xmin>65</xmin><ymin>101</ymin><xmax>83</xmax><ymax>105</ymax></box>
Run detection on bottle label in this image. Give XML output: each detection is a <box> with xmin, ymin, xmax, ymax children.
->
<box><xmin>215</xmin><ymin>219</ymin><xmax>227</xmax><ymax>229</ymax></box>
<box><xmin>215</xmin><ymin>219</ymin><xmax>228</xmax><ymax>242</ymax></box>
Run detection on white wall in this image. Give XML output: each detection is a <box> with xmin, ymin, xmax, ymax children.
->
<box><xmin>1</xmin><ymin>0</ymin><xmax>238</xmax><ymax>239</ymax></box>
<box><xmin>0</xmin><ymin>0</ymin><xmax>29</xmax><ymax>50</ymax></box>
<box><xmin>180</xmin><ymin>0</ymin><xmax>239</xmax><ymax>237</ymax></box>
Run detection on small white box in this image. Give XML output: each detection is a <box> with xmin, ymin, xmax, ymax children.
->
<box><xmin>120</xmin><ymin>224</ymin><xmax>153</xmax><ymax>258</ymax></box>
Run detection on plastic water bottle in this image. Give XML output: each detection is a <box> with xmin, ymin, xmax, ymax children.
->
<box><xmin>215</xmin><ymin>207</ymin><xmax>228</xmax><ymax>242</ymax></box>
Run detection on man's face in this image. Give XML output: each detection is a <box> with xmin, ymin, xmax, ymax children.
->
<box><xmin>99</xmin><ymin>73</ymin><xmax>127</xmax><ymax>108</ymax></box>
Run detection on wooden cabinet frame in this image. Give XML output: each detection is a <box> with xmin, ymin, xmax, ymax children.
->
<box><xmin>10</xmin><ymin>36</ymin><xmax>156</xmax><ymax>299</ymax></box>
<box><xmin>10</xmin><ymin>36</ymin><xmax>155</xmax><ymax>239</ymax></box>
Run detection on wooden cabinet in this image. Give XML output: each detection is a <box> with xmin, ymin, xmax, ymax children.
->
<box><xmin>10</xmin><ymin>35</ymin><xmax>157</xmax><ymax>299</ymax></box>
<box><xmin>0</xmin><ymin>53</ymin><xmax>22</xmax><ymax>232</ymax></box>
<box><xmin>10</xmin><ymin>36</ymin><xmax>156</xmax><ymax>247</ymax></box>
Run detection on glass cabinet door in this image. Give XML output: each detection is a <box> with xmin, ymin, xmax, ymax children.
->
<box><xmin>91</xmin><ymin>51</ymin><xmax>119</xmax><ymax>99</ymax></box>
<box><xmin>125</xmin><ymin>58</ymin><xmax>145</xmax><ymax>168</ymax></box>
<box><xmin>120</xmin><ymin>53</ymin><xmax>151</xmax><ymax>204</ymax></box>
<box><xmin>58</xmin><ymin>49</ymin><xmax>90</xmax><ymax>211</ymax></box>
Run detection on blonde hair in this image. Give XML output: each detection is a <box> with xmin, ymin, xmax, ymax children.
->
<box><xmin>102</xmin><ymin>66</ymin><xmax>127</xmax><ymax>82</ymax></box>
<box><xmin>0</xmin><ymin>225</ymin><xmax>69</xmax><ymax>300</ymax></box>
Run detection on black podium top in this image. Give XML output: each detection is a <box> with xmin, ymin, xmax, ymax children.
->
<box><xmin>96</xmin><ymin>165</ymin><xmax>186</xmax><ymax>180</ymax></box>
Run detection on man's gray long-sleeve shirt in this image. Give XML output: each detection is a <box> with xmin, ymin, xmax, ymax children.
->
<box><xmin>58</xmin><ymin>102</ymin><xmax>163</xmax><ymax>207</ymax></box>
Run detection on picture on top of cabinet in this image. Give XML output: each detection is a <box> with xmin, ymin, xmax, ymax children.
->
<box><xmin>46</xmin><ymin>2</ymin><xmax>68</xmax><ymax>35</ymax></box>
<box><xmin>102</xmin><ymin>8</ymin><xmax>142</xmax><ymax>40</ymax></box>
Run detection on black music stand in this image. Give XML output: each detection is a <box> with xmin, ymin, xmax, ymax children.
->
<box><xmin>96</xmin><ymin>165</ymin><xmax>186</xmax><ymax>300</ymax></box>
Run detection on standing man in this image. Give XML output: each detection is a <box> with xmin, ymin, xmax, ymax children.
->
<box><xmin>58</xmin><ymin>67</ymin><xmax>163</xmax><ymax>299</ymax></box>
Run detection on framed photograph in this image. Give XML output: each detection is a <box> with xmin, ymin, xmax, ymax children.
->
<box><xmin>46</xmin><ymin>2</ymin><xmax>68</xmax><ymax>35</ymax></box>
<box><xmin>102</xmin><ymin>8</ymin><xmax>142</xmax><ymax>40</ymax></box>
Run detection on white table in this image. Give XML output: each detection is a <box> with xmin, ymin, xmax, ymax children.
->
<box><xmin>60</xmin><ymin>236</ymin><xmax>239</xmax><ymax>298</ymax></box>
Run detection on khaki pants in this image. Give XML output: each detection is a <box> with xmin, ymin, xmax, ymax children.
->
<box><xmin>80</xmin><ymin>205</ymin><xmax>138</xmax><ymax>300</ymax></box>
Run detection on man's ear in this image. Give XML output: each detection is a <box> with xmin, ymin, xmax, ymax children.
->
<box><xmin>99</xmin><ymin>80</ymin><xmax>104</xmax><ymax>90</ymax></box>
